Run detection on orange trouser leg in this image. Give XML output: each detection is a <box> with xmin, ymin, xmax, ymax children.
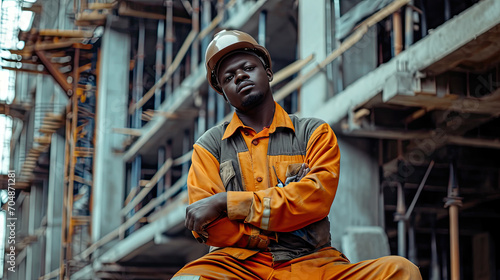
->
<box><xmin>172</xmin><ymin>247</ymin><xmax>422</xmax><ymax>280</ymax></box>
<box><xmin>288</xmin><ymin>248</ymin><xmax>422</xmax><ymax>280</ymax></box>
<box><xmin>172</xmin><ymin>250</ymin><xmax>276</xmax><ymax>280</ymax></box>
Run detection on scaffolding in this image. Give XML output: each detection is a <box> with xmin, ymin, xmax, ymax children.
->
<box><xmin>60</xmin><ymin>69</ymin><xmax>97</xmax><ymax>278</ymax></box>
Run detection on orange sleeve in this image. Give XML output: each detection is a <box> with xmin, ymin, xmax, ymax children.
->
<box><xmin>228</xmin><ymin>123</ymin><xmax>340</xmax><ymax>232</ymax></box>
<box><xmin>188</xmin><ymin>143</ymin><xmax>271</xmax><ymax>248</ymax></box>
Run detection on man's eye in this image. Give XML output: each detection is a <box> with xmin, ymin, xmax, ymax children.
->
<box><xmin>225</xmin><ymin>75</ymin><xmax>233</xmax><ymax>83</ymax></box>
<box><xmin>245</xmin><ymin>66</ymin><xmax>254</xmax><ymax>71</ymax></box>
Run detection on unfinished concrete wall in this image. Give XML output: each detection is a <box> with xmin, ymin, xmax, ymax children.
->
<box><xmin>45</xmin><ymin>133</ymin><xmax>64</xmax><ymax>273</ymax></box>
<box><xmin>92</xmin><ymin>19</ymin><xmax>130</xmax><ymax>251</ymax></box>
<box><xmin>298</xmin><ymin>0</ymin><xmax>328</xmax><ymax>116</ymax></box>
<box><xmin>329</xmin><ymin>136</ymin><xmax>380</xmax><ymax>249</ymax></box>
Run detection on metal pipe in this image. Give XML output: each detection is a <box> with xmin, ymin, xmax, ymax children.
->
<box><xmin>381</xmin><ymin>180</ymin><xmax>406</xmax><ymax>257</ymax></box>
<box><xmin>191</xmin><ymin>0</ymin><xmax>199</xmax><ymax>73</ymax></box>
<box><xmin>182</xmin><ymin>129</ymin><xmax>190</xmax><ymax>176</ymax></box>
<box><xmin>165</xmin><ymin>0</ymin><xmax>173</xmax><ymax>101</ymax></box>
<box><xmin>445</xmin><ymin>162</ymin><xmax>462</xmax><ymax>280</ymax></box>
<box><xmin>258</xmin><ymin>10</ymin><xmax>267</xmax><ymax>47</ymax></box>
<box><xmin>392</xmin><ymin>10</ymin><xmax>403</xmax><ymax>56</ymax></box>
<box><xmin>155</xmin><ymin>19</ymin><xmax>165</xmax><ymax>110</ymax></box>
<box><xmin>405</xmin><ymin>160</ymin><xmax>434</xmax><ymax>220</ymax></box>
<box><xmin>395</xmin><ymin>139</ymin><xmax>406</xmax><ymax>257</ymax></box>
<box><xmin>135</xmin><ymin>19</ymin><xmax>145</xmax><ymax>128</ymax></box>
<box><xmin>165</xmin><ymin>139</ymin><xmax>172</xmax><ymax>201</ymax></box>
<box><xmin>430</xmin><ymin>216</ymin><xmax>440</xmax><ymax>280</ymax></box>
<box><xmin>444</xmin><ymin>0</ymin><xmax>451</xmax><ymax>21</ymax></box>
<box><xmin>333</xmin><ymin>0</ymin><xmax>344</xmax><ymax>93</ymax></box>
<box><xmin>408</xmin><ymin>220</ymin><xmax>416</xmax><ymax>263</ymax></box>
<box><xmin>201</xmin><ymin>0</ymin><xmax>211</xmax><ymax>63</ymax></box>
<box><xmin>378</xmin><ymin>139</ymin><xmax>385</xmax><ymax>228</ymax></box>
<box><xmin>396</xmin><ymin>182</ymin><xmax>406</xmax><ymax>257</ymax></box>
<box><xmin>157</xmin><ymin>146</ymin><xmax>165</xmax><ymax>210</ymax></box>
<box><xmin>215</xmin><ymin>0</ymin><xmax>225</xmax><ymax>123</ymax></box>
<box><xmin>405</xmin><ymin>1</ymin><xmax>414</xmax><ymax>49</ymax></box>
<box><xmin>449</xmin><ymin>205</ymin><xmax>460</xmax><ymax>280</ymax></box>
<box><xmin>418</xmin><ymin>0</ymin><xmax>427</xmax><ymax>37</ymax></box>
<box><xmin>325</xmin><ymin>0</ymin><xmax>335</xmax><ymax>98</ymax></box>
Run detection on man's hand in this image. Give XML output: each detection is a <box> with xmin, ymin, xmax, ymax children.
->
<box><xmin>185</xmin><ymin>192</ymin><xmax>228</xmax><ymax>239</ymax></box>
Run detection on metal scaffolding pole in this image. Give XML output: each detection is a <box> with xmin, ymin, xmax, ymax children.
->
<box><xmin>393</xmin><ymin>9</ymin><xmax>403</xmax><ymax>55</ymax></box>
<box><xmin>258</xmin><ymin>10</ymin><xmax>267</xmax><ymax>47</ymax></box>
<box><xmin>405</xmin><ymin>0</ymin><xmax>414</xmax><ymax>49</ymax></box>
<box><xmin>191</xmin><ymin>0</ymin><xmax>200</xmax><ymax>72</ymax></box>
<box><xmin>155</xmin><ymin>19</ymin><xmax>165</xmax><ymax>109</ymax></box>
<box><xmin>165</xmin><ymin>0</ymin><xmax>173</xmax><ymax>101</ymax></box>
<box><xmin>445</xmin><ymin>162</ymin><xmax>462</xmax><ymax>280</ymax></box>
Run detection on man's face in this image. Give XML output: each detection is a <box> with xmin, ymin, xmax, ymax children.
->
<box><xmin>216</xmin><ymin>52</ymin><xmax>273</xmax><ymax>112</ymax></box>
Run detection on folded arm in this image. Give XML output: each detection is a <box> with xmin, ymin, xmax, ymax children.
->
<box><xmin>227</xmin><ymin>123</ymin><xmax>340</xmax><ymax>232</ymax></box>
<box><xmin>185</xmin><ymin>144</ymin><xmax>272</xmax><ymax>248</ymax></box>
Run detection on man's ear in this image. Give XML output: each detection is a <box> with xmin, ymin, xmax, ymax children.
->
<box><xmin>266</xmin><ymin>68</ymin><xmax>274</xmax><ymax>82</ymax></box>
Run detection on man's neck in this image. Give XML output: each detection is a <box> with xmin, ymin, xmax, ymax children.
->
<box><xmin>236</xmin><ymin>99</ymin><xmax>275</xmax><ymax>133</ymax></box>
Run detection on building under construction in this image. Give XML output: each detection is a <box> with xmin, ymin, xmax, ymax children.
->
<box><xmin>1</xmin><ymin>0</ymin><xmax>499</xmax><ymax>279</ymax></box>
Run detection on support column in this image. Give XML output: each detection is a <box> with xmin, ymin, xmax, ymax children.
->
<box><xmin>298</xmin><ymin>0</ymin><xmax>328</xmax><ymax>116</ymax></box>
<box><xmin>92</xmin><ymin>20</ymin><xmax>130</xmax><ymax>250</ymax></box>
<box><xmin>445</xmin><ymin>162</ymin><xmax>462</xmax><ymax>280</ymax></box>
<box><xmin>27</xmin><ymin>184</ymin><xmax>43</xmax><ymax>279</ymax></box>
<box><xmin>45</xmin><ymin>133</ymin><xmax>64</xmax><ymax>273</ymax></box>
<box><xmin>330</xmin><ymin>137</ymin><xmax>380</xmax><ymax>249</ymax></box>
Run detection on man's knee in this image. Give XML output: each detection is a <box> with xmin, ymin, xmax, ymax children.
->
<box><xmin>377</xmin><ymin>256</ymin><xmax>422</xmax><ymax>279</ymax></box>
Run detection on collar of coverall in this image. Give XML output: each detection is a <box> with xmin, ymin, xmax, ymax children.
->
<box><xmin>222</xmin><ymin>102</ymin><xmax>295</xmax><ymax>140</ymax></box>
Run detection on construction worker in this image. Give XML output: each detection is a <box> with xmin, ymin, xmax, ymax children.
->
<box><xmin>172</xmin><ymin>30</ymin><xmax>422</xmax><ymax>279</ymax></box>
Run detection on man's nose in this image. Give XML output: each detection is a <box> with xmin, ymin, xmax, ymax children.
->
<box><xmin>234</xmin><ymin>69</ymin><xmax>249</xmax><ymax>83</ymax></box>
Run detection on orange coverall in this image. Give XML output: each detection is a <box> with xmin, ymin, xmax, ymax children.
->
<box><xmin>173</xmin><ymin>103</ymin><xmax>422</xmax><ymax>279</ymax></box>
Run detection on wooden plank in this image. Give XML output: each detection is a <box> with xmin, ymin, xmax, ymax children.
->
<box><xmin>88</xmin><ymin>3</ymin><xmax>116</xmax><ymax>10</ymax></box>
<box><xmin>117</xmin><ymin>1</ymin><xmax>191</xmax><ymax>23</ymax></box>
<box><xmin>39</xmin><ymin>29</ymin><xmax>93</xmax><ymax>38</ymax></box>
<box><xmin>35</xmin><ymin>50</ymin><xmax>72</xmax><ymax>93</ymax></box>
<box><xmin>270</xmin><ymin>54</ymin><xmax>314</xmax><ymax>86</ymax></box>
<box><xmin>1</xmin><ymin>66</ymin><xmax>48</xmax><ymax>76</ymax></box>
<box><xmin>112</xmin><ymin>127</ymin><xmax>142</xmax><ymax>136</ymax></box>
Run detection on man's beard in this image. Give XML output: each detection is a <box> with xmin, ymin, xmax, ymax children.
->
<box><xmin>241</xmin><ymin>92</ymin><xmax>264</xmax><ymax>108</ymax></box>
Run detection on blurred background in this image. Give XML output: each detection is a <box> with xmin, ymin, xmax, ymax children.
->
<box><xmin>0</xmin><ymin>0</ymin><xmax>499</xmax><ymax>279</ymax></box>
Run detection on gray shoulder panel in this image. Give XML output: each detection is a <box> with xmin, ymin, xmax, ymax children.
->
<box><xmin>267</xmin><ymin>115</ymin><xmax>325</xmax><ymax>156</ymax></box>
<box><xmin>290</xmin><ymin>115</ymin><xmax>325</xmax><ymax>145</ymax></box>
<box><xmin>195</xmin><ymin>122</ymin><xmax>227</xmax><ymax>162</ymax></box>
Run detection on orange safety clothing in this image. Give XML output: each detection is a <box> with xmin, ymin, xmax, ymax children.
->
<box><xmin>186</xmin><ymin>102</ymin><xmax>340</xmax><ymax>261</ymax></box>
<box><xmin>175</xmin><ymin>102</ymin><xmax>422</xmax><ymax>279</ymax></box>
<box><xmin>173</xmin><ymin>247</ymin><xmax>422</xmax><ymax>280</ymax></box>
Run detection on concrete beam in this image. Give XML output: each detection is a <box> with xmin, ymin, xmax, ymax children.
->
<box><xmin>311</xmin><ymin>0</ymin><xmax>500</xmax><ymax>124</ymax></box>
<box><xmin>45</xmin><ymin>133</ymin><xmax>64</xmax><ymax>273</ymax></box>
<box><xmin>92</xmin><ymin>22</ymin><xmax>130</xmax><ymax>248</ymax></box>
<box><xmin>298</xmin><ymin>0</ymin><xmax>328</xmax><ymax>117</ymax></box>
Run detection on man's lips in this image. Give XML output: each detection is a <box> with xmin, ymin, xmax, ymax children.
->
<box><xmin>237</xmin><ymin>83</ymin><xmax>254</xmax><ymax>94</ymax></box>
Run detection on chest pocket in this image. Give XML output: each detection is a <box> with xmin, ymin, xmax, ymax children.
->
<box><xmin>220</xmin><ymin>160</ymin><xmax>235</xmax><ymax>188</ymax></box>
<box><xmin>219</xmin><ymin>160</ymin><xmax>245</xmax><ymax>192</ymax></box>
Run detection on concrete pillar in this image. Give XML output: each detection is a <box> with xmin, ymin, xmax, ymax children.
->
<box><xmin>45</xmin><ymin>133</ymin><xmax>64</xmax><ymax>273</ymax></box>
<box><xmin>329</xmin><ymin>136</ymin><xmax>380</xmax><ymax>249</ymax></box>
<box><xmin>92</xmin><ymin>20</ymin><xmax>130</xmax><ymax>250</ymax></box>
<box><xmin>298</xmin><ymin>0</ymin><xmax>328</xmax><ymax>116</ymax></box>
<box><xmin>27</xmin><ymin>184</ymin><xmax>43</xmax><ymax>279</ymax></box>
